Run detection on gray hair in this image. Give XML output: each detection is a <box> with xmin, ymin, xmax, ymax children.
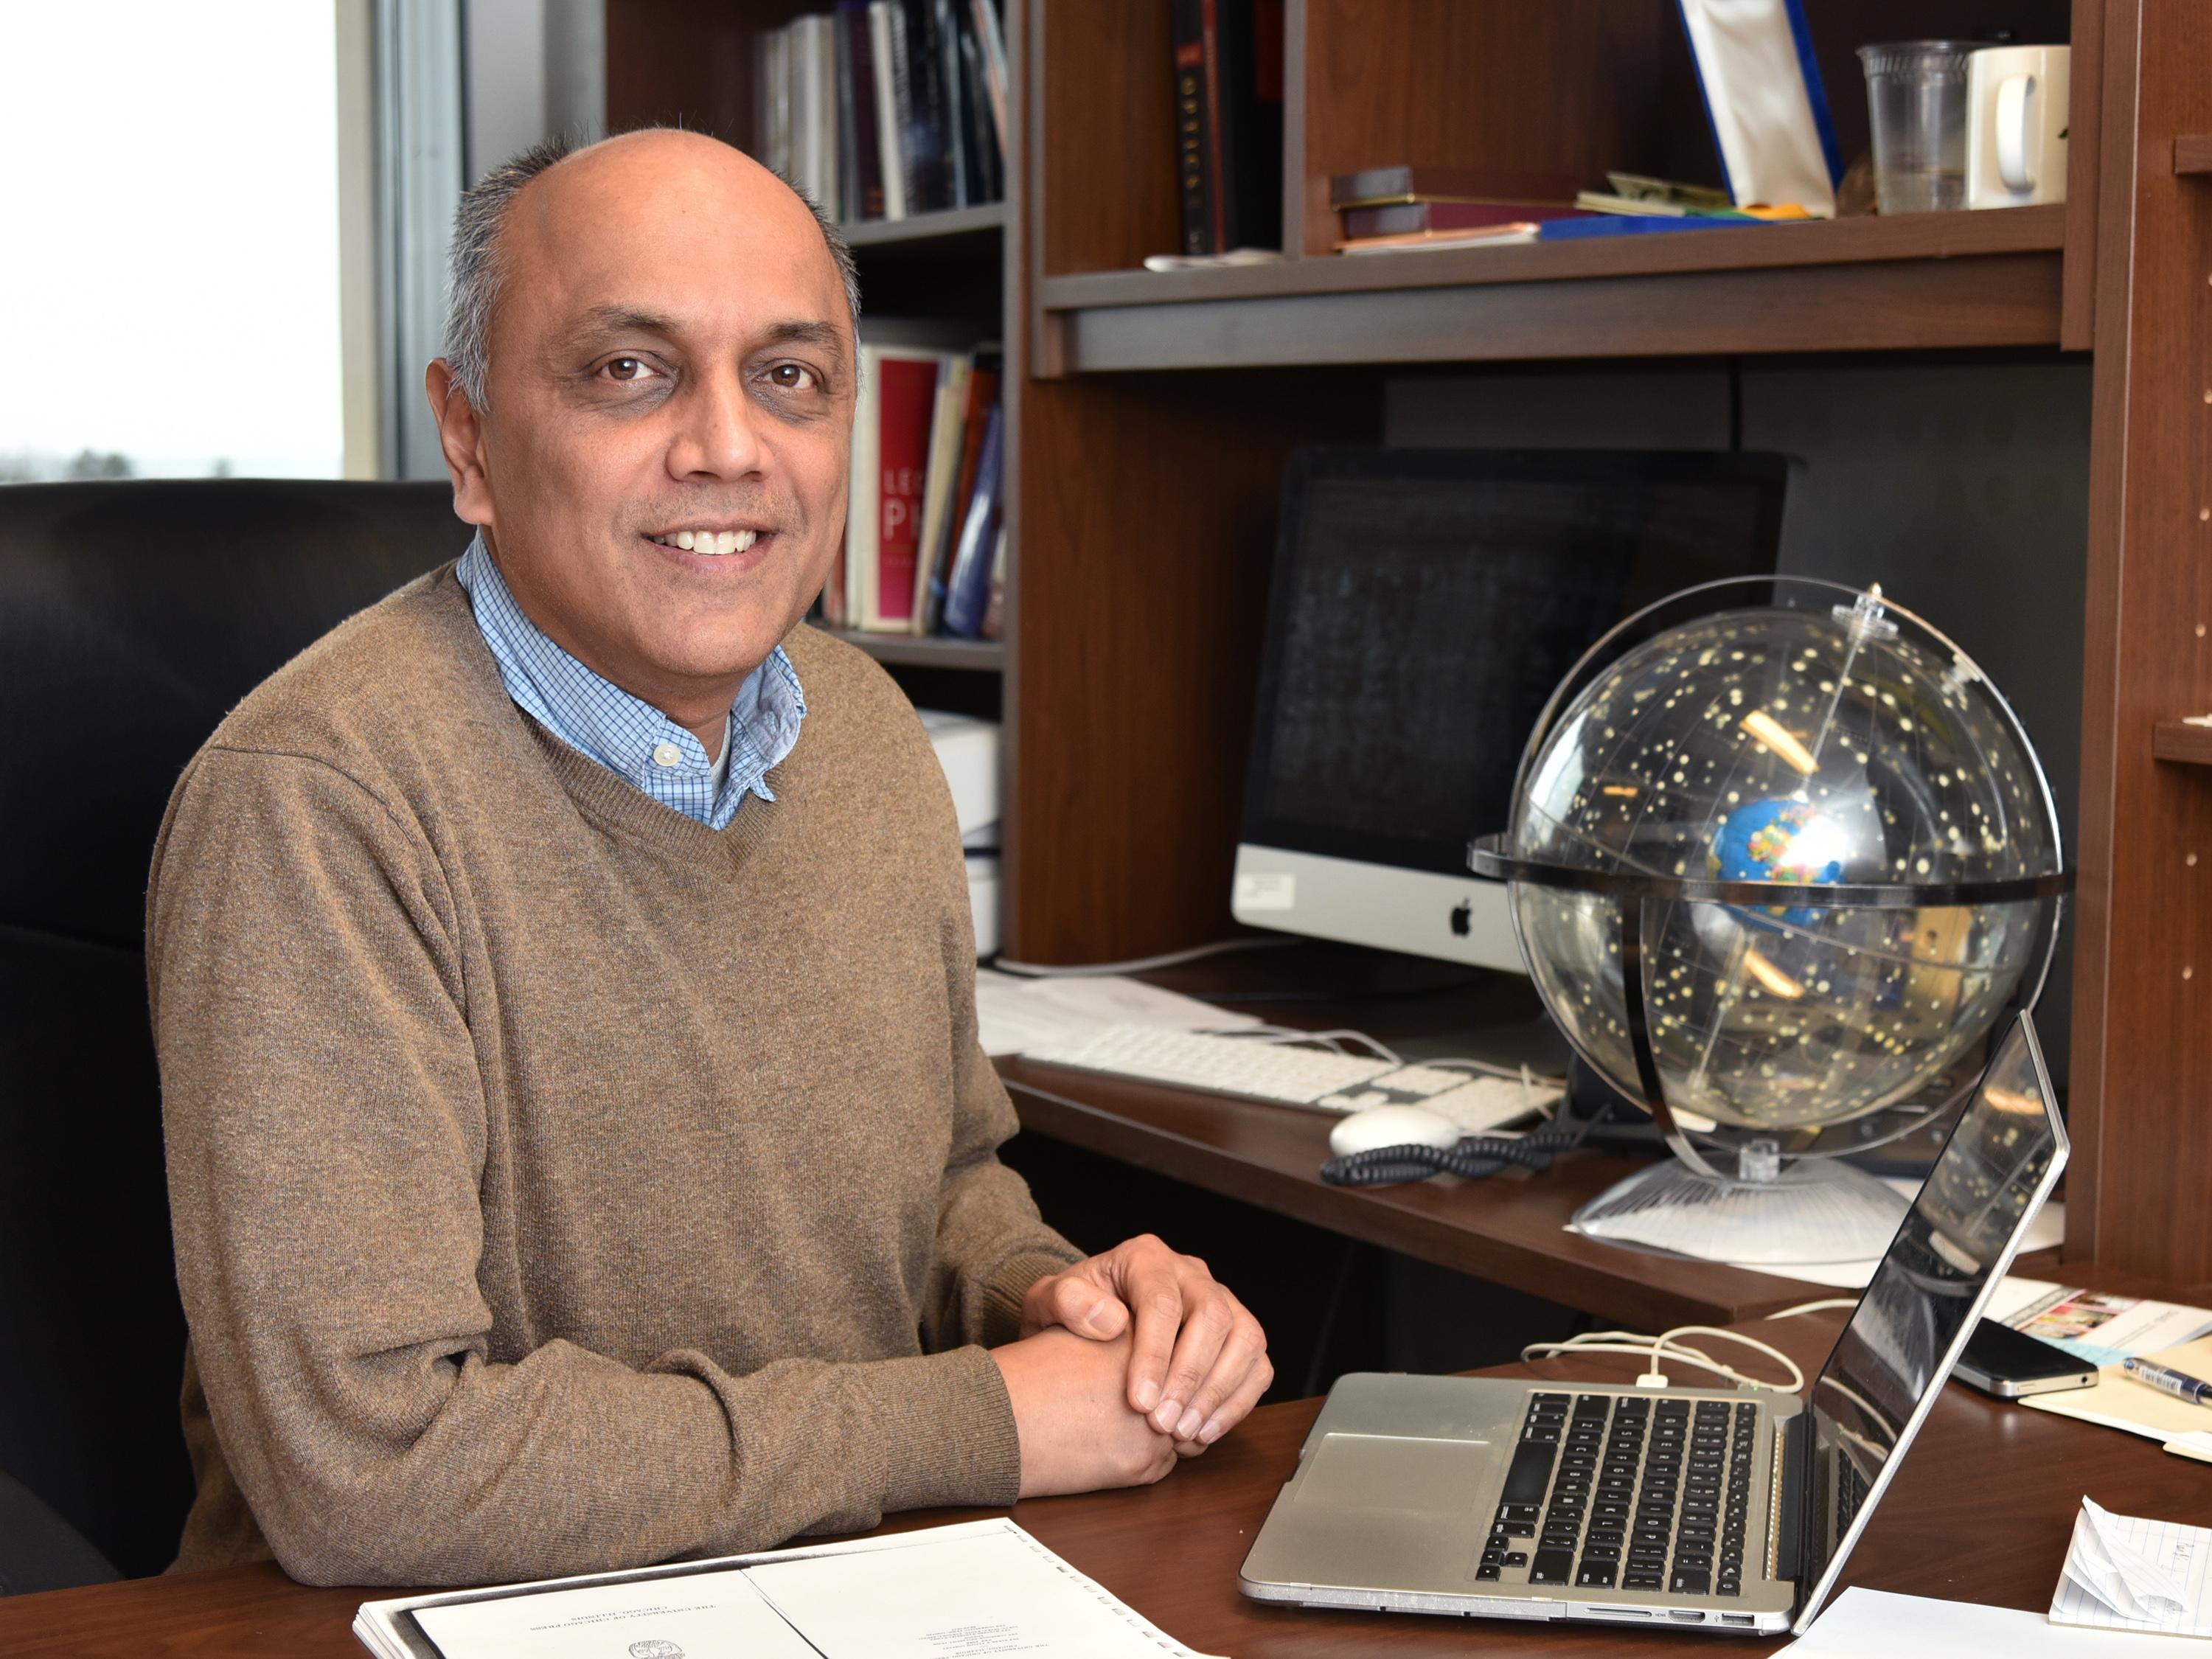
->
<box><xmin>442</xmin><ymin>131</ymin><xmax>863</xmax><ymax>411</ymax></box>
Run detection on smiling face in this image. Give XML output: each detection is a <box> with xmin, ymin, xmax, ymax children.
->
<box><xmin>427</xmin><ymin>131</ymin><xmax>855</xmax><ymax>739</ymax></box>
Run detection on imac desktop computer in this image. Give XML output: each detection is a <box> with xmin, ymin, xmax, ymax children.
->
<box><xmin>1231</xmin><ymin>447</ymin><xmax>1793</xmax><ymax>973</ymax></box>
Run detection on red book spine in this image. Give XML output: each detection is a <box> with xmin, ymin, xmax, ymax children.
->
<box><xmin>874</xmin><ymin>355</ymin><xmax>939</xmax><ymax>625</ymax></box>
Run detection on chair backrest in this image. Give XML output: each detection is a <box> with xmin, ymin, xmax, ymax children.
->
<box><xmin>0</xmin><ymin>479</ymin><xmax>465</xmax><ymax>1576</ymax></box>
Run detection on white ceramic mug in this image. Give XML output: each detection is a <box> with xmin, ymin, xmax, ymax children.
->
<box><xmin>1966</xmin><ymin>45</ymin><xmax>2070</xmax><ymax>208</ymax></box>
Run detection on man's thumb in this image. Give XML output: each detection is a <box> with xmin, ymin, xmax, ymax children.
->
<box><xmin>1060</xmin><ymin>1280</ymin><xmax>1128</xmax><ymax>1338</ymax></box>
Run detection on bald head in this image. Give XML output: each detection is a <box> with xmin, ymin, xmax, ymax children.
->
<box><xmin>424</xmin><ymin>125</ymin><xmax>868</xmax><ymax>759</ymax></box>
<box><xmin>443</xmin><ymin>128</ymin><xmax>860</xmax><ymax>411</ymax></box>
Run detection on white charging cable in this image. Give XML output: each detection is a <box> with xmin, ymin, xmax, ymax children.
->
<box><xmin>1520</xmin><ymin>1325</ymin><xmax>1807</xmax><ymax>1394</ymax></box>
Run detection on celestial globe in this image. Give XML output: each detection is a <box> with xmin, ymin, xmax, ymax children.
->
<box><xmin>1472</xmin><ymin>579</ymin><xmax>2067</xmax><ymax>1262</ymax></box>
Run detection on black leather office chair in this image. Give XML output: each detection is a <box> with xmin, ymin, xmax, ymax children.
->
<box><xmin>0</xmin><ymin>479</ymin><xmax>464</xmax><ymax>1585</ymax></box>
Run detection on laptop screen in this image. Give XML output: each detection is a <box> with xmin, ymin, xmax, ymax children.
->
<box><xmin>1795</xmin><ymin>1015</ymin><xmax>2065</xmax><ymax>1627</ymax></box>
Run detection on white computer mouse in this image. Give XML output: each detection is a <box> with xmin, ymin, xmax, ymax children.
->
<box><xmin>1328</xmin><ymin>1105</ymin><xmax>1463</xmax><ymax>1157</ymax></box>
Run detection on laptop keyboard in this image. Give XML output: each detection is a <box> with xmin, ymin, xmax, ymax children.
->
<box><xmin>1481</xmin><ymin>1392</ymin><xmax>1758</xmax><ymax>1599</ymax></box>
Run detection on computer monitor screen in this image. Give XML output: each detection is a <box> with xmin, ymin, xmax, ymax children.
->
<box><xmin>1232</xmin><ymin>447</ymin><xmax>1791</xmax><ymax>970</ymax></box>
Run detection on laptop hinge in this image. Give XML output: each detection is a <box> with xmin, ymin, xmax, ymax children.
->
<box><xmin>1771</xmin><ymin>1411</ymin><xmax>1809</xmax><ymax>1582</ymax></box>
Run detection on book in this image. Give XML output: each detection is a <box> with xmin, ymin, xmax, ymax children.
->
<box><xmin>895</xmin><ymin>0</ymin><xmax>956</xmax><ymax>215</ymax></box>
<box><xmin>1170</xmin><ymin>0</ymin><xmax>1281</xmax><ymax>255</ymax></box>
<box><xmin>1328</xmin><ymin>164</ymin><xmax>1582</xmax><ymax>210</ymax></box>
<box><xmin>955</xmin><ymin>1</ymin><xmax>1003</xmax><ymax>204</ymax></box>
<box><xmin>1170</xmin><ymin>0</ymin><xmax>1211</xmax><ymax>255</ymax></box>
<box><xmin>1338</xmin><ymin>223</ymin><xmax>1541</xmax><ymax>254</ymax></box>
<box><xmin>910</xmin><ymin>354</ymin><xmax>973</xmax><ymax>630</ymax></box>
<box><xmin>1538</xmin><ymin>214</ymin><xmax>1764</xmax><ymax>241</ymax></box>
<box><xmin>924</xmin><ymin>347</ymin><xmax>1001</xmax><ymax>633</ymax></box>
<box><xmin>1339</xmin><ymin>201</ymin><xmax>1591</xmax><ymax>238</ymax></box>
<box><xmin>849</xmin><ymin>344</ymin><xmax>953</xmax><ymax>629</ymax></box>
<box><xmin>789</xmin><ymin>15</ymin><xmax>841</xmax><ymax>218</ymax></box>
<box><xmin>868</xmin><ymin>1</ymin><xmax>908</xmax><ymax>219</ymax></box>
<box><xmin>757</xmin><ymin>27</ymin><xmax>793</xmax><ymax>180</ymax></box>
<box><xmin>941</xmin><ymin>401</ymin><xmax>1004</xmax><ymax>638</ymax></box>
<box><xmin>967</xmin><ymin>0</ymin><xmax>1009</xmax><ymax>164</ymax></box>
<box><xmin>761</xmin><ymin>7</ymin><xmax>1001</xmax><ymax>224</ymax></box>
<box><xmin>837</xmin><ymin>1</ymin><xmax>886</xmax><ymax>220</ymax></box>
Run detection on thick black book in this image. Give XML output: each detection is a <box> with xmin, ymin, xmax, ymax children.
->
<box><xmin>838</xmin><ymin>0</ymin><xmax>886</xmax><ymax>220</ymax></box>
<box><xmin>1170</xmin><ymin>0</ymin><xmax>1211</xmax><ymax>254</ymax></box>
<box><xmin>1172</xmin><ymin>0</ymin><xmax>1282</xmax><ymax>254</ymax></box>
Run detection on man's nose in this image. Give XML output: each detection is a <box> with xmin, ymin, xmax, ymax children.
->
<box><xmin>667</xmin><ymin>369</ymin><xmax>766</xmax><ymax>481</ymax></box>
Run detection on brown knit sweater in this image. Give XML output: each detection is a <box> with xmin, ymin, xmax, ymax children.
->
<box><xmin>147</xmin><ymin>566</ymin><xmax>1079</xmax><ymax>1587</ymax></box>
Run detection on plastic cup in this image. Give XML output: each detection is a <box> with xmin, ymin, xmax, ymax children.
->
<box><xmin>1857</xmin><ymin>41</ymin><xmax>1978</xmax><ymax>214</ymax></box>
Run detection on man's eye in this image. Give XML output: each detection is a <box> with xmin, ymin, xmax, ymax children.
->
<box><xmin>602</xmin><ymin>357</ymin><xmax>659</xmax><ymax>383</ymax></box>
<box><xmin>767</xmin><ymin>363</ymin><xmax>819</xmax><ymax>392</ymax></box>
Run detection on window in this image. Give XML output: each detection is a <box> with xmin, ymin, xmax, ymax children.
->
<box><xmin>0</xmin><ymin>4</ymin><xmax>344</xmax><ymax>481</ymax></box>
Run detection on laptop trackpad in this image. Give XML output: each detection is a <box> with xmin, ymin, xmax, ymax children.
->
<box><xmin>1273</xmin><ymin>1433</ymin><xmax>1494</xmax><ymax>1590</ymax></box>
<box><xmin>1295</xmin><ymin>1433</ymin><xmax>1491</xmax><ymax>1517</ymax></box>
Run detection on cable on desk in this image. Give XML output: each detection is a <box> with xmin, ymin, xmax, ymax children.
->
<box><xmin>1318</xmin><ymin>1123</ymin><xmax>1585</xmax><ymax>1188</ymax></box>
<box><xmin>992</xmin><ymin>937</ymin><xmax>1296</xmax><ymax>978</ymax></box>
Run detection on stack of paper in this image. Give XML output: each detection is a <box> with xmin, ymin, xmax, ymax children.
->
<box><xmin>357</xmin><ymin>1519</ymin><xmax>1222</xmax><ymax>1659</ymax></box>
<box><xmin>2051</xmin><ymin>1498</ymin><xmax>2212</xmax><ymax>1638</ymax></box>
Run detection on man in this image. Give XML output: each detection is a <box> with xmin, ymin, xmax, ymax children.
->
<box><xmin>148</xmin><ymin>129</ymin><xmax>1268</xmax><ymax>1587</ymax></box>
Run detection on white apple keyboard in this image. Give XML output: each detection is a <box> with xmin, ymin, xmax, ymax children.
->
<box><xmin>1021</xmin><ymin>1024</ymin><xmax>1559</xmax><ymax>1136</ymax></box>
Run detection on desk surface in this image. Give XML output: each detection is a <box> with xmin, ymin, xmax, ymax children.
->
<box><xmin>995</xmin><ymin>947</ymin><xmax>1867</xmax><ymax>1328</ymax></box>
<box><xmin>10</xmin><ymin>1312</ymin><xmax>2205</xmax><ymax>1657</ymax></box>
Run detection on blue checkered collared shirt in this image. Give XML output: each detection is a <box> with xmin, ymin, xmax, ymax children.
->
<box><xmin>455</xmin><ymin>534</ymin><xmax>805</xmax><ymax>830</ymax></box>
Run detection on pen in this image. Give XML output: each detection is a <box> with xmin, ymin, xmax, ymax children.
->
<box><xmin>2121</xmin><ymin>1357</ymin><xmax>2212</xmax><ymax>1405</ymax></box>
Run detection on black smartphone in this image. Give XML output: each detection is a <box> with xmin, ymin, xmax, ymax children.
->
<box><xmin>1952</xmin><ymin>1318</ymin><xmax>2098</xmax><ymax>1399</ymax></box>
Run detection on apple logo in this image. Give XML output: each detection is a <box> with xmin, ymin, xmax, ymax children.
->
<box><xmin>1450</xmin><ymin>900</ymin><xmax>1472</xmax><ymax>937</ymax></box>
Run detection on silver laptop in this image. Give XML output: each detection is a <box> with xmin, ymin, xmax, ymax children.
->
<box><xmin>1240</xmin><ymin>1013</ymin><xmax>2066</xmax><ymax>1638</ymax></box>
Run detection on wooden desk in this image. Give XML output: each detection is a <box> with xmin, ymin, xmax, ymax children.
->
<box><xmin>993</xmin><ymin>947</ymin><xmax>1856</xmax><ymax>1329</ymax></box>
<box><xmin>1001</xmin><ymin>1054</ymin><xmax>1830</xmax><ymax>1330</ymax></box>
<box><xmin>10</xmin><ymin>1312</ymin><xmax>2202</xmax><ymax>1657</ymax></box>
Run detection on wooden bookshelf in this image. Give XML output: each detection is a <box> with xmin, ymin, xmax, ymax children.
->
<box><xmin>2152</xmin><ymin>720</ymin><xmax>2212</xmax><ymax>766</ymax></box>
<box><xmin>605</xmin><ymin>0</ymin><xmax>2212</xmax><ymax>1288</ymax></box>
<box><xmin>1035</xmin><ymin>206</ymin><xmax>2067</xmax><ymax>372</ymax></box>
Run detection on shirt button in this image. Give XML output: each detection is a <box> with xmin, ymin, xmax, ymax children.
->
<box><xmin>652</xmin><ymin>742</ymin><xmax>682</xmax><ymax>768</ymax></box>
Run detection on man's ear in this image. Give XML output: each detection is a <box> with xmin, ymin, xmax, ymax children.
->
<box><xmin>425</xmin><ymin>359</ymin><xmax>495</xmax><ymax>528</ymax></box>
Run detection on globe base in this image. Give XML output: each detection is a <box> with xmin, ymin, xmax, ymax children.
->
<box><xmin>1571</xmin><ymin>1155</ymin><xmax>1910</xmax><ymax>1267</ymax></box>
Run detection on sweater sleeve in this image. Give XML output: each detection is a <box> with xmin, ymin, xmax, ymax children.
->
<box><xmin>922</xmin><ymin>866</ymin><xmax>1086</xmax><ymax>1354</ymax></box>
<box><xmin>151</xmin><ymin>748</ymin><xmax>1024</xmax><ymax>1587</ymax></box>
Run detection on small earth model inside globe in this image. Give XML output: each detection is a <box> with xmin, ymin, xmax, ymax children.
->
<box><xmin>1507</xmin><ymin>586</ymin><xmax>2060</xmax><ymax>1133</ymax></box>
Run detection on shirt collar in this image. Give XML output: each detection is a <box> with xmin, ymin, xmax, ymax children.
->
<box><xmin>454</xmin><ymin>533</ymin><xmax>805</xmax><ymax>827</ymax></box>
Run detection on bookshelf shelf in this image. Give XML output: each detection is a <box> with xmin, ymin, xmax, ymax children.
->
<box><xmin>2152</xmin><ymin>720</ymin><xmax>2212</xmax><ymax>766</ymax></box>
<box><xmin>840</xmin><ymin>201</ymin><xmax>1008</xmax><ymax>250</ymax></box>
<box><xmin>820</xmin><ymin>628</ymin><xmax>1006</xmax><ymax>672</ymax></box>
<box><xmin>1036</xmin><ymin>205</ymin><xmax>2070</xmax><ymax>372</ymax></box>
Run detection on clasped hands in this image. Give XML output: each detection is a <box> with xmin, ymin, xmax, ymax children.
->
<box><xmin>990</xmin><ymin>1234</ymin><xmax>1270</xmax><ymax>1498</ymax></box>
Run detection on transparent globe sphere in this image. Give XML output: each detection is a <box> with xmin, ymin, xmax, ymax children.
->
<box><xmin>1507</xmin><ymin>583</ymin><xmax>2061</xmax><ymax>1134</ymax></box>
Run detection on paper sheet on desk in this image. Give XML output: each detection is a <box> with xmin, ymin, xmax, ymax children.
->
<box><xmin>1783</xmin><ymin>1586</ymin><xmax>2205</xmax><ymax>1654</ymax></box>
<box><xmin>1565</xmin><ymin>1183</ymin><xmax>2063</xmax><ymax>1287</ymax></box>
<box><xmin>973</xmin><ymin>969</ymin><xmax>1256</xmax><ymax>1058</ymax></box>
<box><xmin>2052</xmin><ymin>1498</ymin><xmax>2212</xmax><ymax>1638</ymax></box>
<box><xmin>743</xmin><ymin>1525</ymin><xmax>1228</xmax><ymax>1658</ymax></box>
